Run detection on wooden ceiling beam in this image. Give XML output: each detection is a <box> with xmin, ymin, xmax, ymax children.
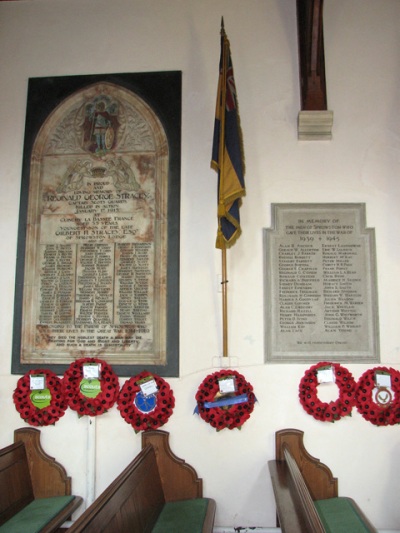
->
<box><xmin>297</xmin><ymin>0</ymin><xmax>327</xmax><ymax>110</ymax></box>
<box><xmin>296</xmin><ymin>0</ymin><xmax>333</xmax><ymax>140</ymax></box>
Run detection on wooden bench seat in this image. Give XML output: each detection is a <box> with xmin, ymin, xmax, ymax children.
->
<box><xmin>268</xmin><ymin>428</ymin><xmax>377</xmax><ymax>533</ymax></box>
<box><xmin>68</xmin><ymin>430</ymin><xmax>216</xmax><ymax>532</ymax></box>
<box><xmin>0</xmin><ymin>428</ymin><xmax>82</xmax><ymax>533</ymax></box>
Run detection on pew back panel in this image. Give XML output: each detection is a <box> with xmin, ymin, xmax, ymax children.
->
<box><xmin>142</xmin><ymin>429</ymin><xmax>203</xmax><ymax>501</ymax></box>
<box><xmin>0</xmin><ymin>428</ymin><xmax>82</xmax><ymax>533</ymax></box>
<box><xmin>276</xmin><ymin>428</ymin><xmax>337</xmax><ymax>500</ymax></box>
<box><xmin>69</xmin><ymin>445</ymin><xmax>164</xmax><ymax>533</ymax></box>
<box><xmin>14</xmin><ymin>428</ymin><xmax>72</xmax><ymax>498</ymax></box>
<box><xmin>269</xmin><ymin>428</ymin><xmax>377</xmax><ymax>533</ymax></box>
<box><xmin>0</xmin><ymin>442</ymin><xmax>34</xmax><ymax>525</ymax></box>
<box><xmin>68</xmin><ymin>431</ymin><xmax>216</xmax><ymax>533</ymax></box>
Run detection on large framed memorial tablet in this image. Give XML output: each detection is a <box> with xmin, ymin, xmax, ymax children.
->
<box><xmin>264</xmin><ymin>204</ymin><xmax>379</xmax><ymax>363</ymax></box>
<box><xmin>12</xmin><ymin>72</ymin><xmax>181</xmax><ymax>376</ymax></box>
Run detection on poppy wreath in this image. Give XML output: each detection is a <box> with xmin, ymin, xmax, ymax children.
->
<box><xmin>13</xmin><ymin>369</ymin><xmax>67</xmax><ymax>426</ymax></box>
<box><xmin>117</xmin><ymin>371</ymin><xmax>175</xmax><ymax>432</ymax></box>
<box><xmin>62</xmin><ymin>357</ymin><xmax>120</xmax><ymax>417</ymax></box>
<box><xmin>299</xmin><ymin>362</ymin><xmax>357</xmax><ymax>422</ymax></box>
<box><xmin>355</xmin><ymin>366</ymin><xmax>400</xmax><ymax>426</ymax></box>
<box><xmin>195</xmin><ymin>369</ymin><xmax>256</xmax><ymax>431</ymax></box>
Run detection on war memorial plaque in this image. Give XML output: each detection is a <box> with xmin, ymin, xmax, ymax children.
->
<box><xmin>12</xmin><ymin>72</ymin><xmax>181</xmax><ymax>376</ymax></box>
<box><xmin>263</xmin><ymin>204</ymin><xmax>379</xmax><ymax>363</ymax></box>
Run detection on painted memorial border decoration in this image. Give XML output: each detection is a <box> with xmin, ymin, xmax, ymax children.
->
<box><xmin>299</xmin><ymin>362</ymin><xmax>357</xmax><ymax>422</ymax></box>
<box><xmin>117</xmin><ymin>370</ymin><xmax>175</xmax><ymax>432</ymax></box>
<box><xmin>13</xmin><ymin>369</ymin><xmax>67</xmax><ymax>426</ymax></box>
<box><xmin>195</xmin><ymin>369</ymin><xmax>256</xmax><ymax>431</ymax></box>
<box><xmin>12</xmin><ymin>72</ymin><xmax>181</xmax><ymax>377</ymax></box>
<box><xmin>62</xmin><ymin>357</ymin><xmax>120</xmax><ymax>417</ymax></box>
<box><xmin>355</xmin><ymin>366</ymin><xmax>400</xmax><ymax>426</ymax></box>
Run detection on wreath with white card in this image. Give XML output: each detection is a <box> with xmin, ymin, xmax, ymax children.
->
<box><xmin>13</xmin><ymin>369</ymin><xmax>67</xmax><ymax>426</ymax></box>
<box><xmin>195</xmin><ymin>369</ymin><xmax>256</xmax><ymax>431</ymax></box>
<box><xmin>62</xmin><ymin>357</ymin><xmax>120</xmax><ymax>417</ymax></box>
<box><xmin>117</xmin><ymin>371</ymin><xmax>175</xmax><ymax>432</ymax></box>
<box><xmin>299</xmin><ymin>362</ymin><xmax>357</xmax><ymax>422</ymax></box>
<box><xmin>355</xmin><ymin>366</ymin><xmax>400</xmax><ymax>426</ymax></box>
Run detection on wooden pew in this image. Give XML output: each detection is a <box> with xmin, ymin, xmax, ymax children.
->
<box><xmin>0</xmin><ymin>428</ymin><xmax>82</xmax><ymax>533</ymax></box>
<box><xmin>68</xmin><ymin>430</ymin><xmax>216</xmax><ymax>532</ymax></box>
<box><xmin>268</xmin><ymin>428</ymin><xmax>377</xmax><ymax>533</ymax></box>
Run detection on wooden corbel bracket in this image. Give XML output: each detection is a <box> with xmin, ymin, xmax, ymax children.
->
<box><xmin>296</xmin><ymin>0</ymin><xmax>333</xmax><ymax>140</ymax></box>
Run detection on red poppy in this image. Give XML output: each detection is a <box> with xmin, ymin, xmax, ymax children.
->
<box><xmin>117</xmin><ymin>371</ymin><xmax>175</xmax><ymax>432</ymax></box>
<box><xmin>13</xmin><ymin>369</ymin><xmax>67</xmax><ymax>426</ymax></box>
<box><xmin>195</xmin><ymin>369</ymin><xmax>256</xmax><ymax>431</ymax></box>
<box><xmin>355</xmin><ymin>366</ymin><xmax>400</xmax><ymax>426</ymax></box>
<box><xmin>299</xmin><ymin>362</ymin><xmax>356</xmax><ymax>422</ymax></box>
<box><xmin>62</xmin><ymin>357</ymin><xmax>119</xmax><ymax>417</ymax></box>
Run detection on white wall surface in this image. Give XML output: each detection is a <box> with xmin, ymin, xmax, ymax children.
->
<box><xmin>1</xmin><ymin>0</ymin><xmax>400</xmax><ymax>529</ymax></box>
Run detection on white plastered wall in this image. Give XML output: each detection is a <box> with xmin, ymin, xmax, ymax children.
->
<box><xmin>0</xmin><ymin>0</ymin><xmax>400</xmax><ymax>529</ymax></box>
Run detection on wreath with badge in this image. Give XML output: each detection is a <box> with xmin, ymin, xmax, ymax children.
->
<box><xmin>117</xmin><ymin>371</ymin><xmax>175</xmax><ymax>432</ymax></box>
<box><xmin>355</xmin><ymin>366</ymin><xmax>400</xmax><ymax>426</ymax></box>
<box><xmin>195</xmin><ymin>369</ymin><xmax>256</xmax><ymax>431</ymax></box>
<box><xmin>13</xmin><ymin>369</ymin><xmax>67</xmax><ymax>426</ymax></box>
<box><xmin>299</xmin><ymin>362</ymin><xmax>357</xmax><ymax>422</ymax></box>
<box><xmin>62</xmin><ymin>357</ymin><xmax>120</xmax><ymax>417</ymax></box>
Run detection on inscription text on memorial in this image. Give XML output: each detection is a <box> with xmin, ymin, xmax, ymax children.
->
<box><xmin>264</xmin><ymin>204</ymin><xmax>379</xmax><ymax>363</ymax></box>
<box><xmin>12</xmin><ymin>73</ymin><xmax>181</xmax><ymax>376</ymax></box>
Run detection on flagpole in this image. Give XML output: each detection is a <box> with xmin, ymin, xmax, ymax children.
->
<box><xmin>212</xmin><ymin>17</ymin><xmax>244</xmax><ymax>360</ymax></box>
<box><xmin>221</xmin><ymin>248</ymin><xmax>228</xmax><ymax>357</ymax></box>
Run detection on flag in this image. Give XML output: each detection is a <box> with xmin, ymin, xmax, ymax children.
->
<box><xmin>211</xmin><ymin>20</ymin><xmax>245</xmax><ymax>249</ymax></box>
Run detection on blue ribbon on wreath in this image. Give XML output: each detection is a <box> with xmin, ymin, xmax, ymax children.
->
<box><xmin>194</xmin><ymin>393</ymin><xmax>249</xmax><ymax>414</ymax></box>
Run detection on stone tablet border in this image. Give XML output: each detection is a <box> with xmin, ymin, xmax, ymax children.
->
<box><xmin>263</xmin><ymin>203</ymin><xmax>380</xmax><ymax>363</ymax></box>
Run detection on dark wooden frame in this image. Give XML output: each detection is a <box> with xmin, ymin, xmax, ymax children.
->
<box><xmin>12</xmin><ymin>71</ymin><xmax>181</xmax><ymax>377</ymax></box>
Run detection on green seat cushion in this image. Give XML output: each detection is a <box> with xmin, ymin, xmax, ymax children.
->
<box><xmin>152</xmin><ymin>498</ymin><xmax>211</xmax><ymax>533</ymax></box>
<box><xmin>0</xmin><ymin>495</ymin><xmax>74</xmax><ymax>533</ymax></box>
<box><xmin>314</xmin><ymin>497</ymin><xmax>372</xmax><ymax>533</ymax></box>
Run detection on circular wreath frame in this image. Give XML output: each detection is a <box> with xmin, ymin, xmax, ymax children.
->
<box><xmin>62</xmin><ymin>357</ymin><xmax>120</xmax><ymax>417</ymax></box>
<box><xmin>117</xmin><ymin>371</ymin><xmax>175</xmax><ymax>432</ymax></box>
<box><xmin>299</xmin><ymin>362</ymin><xmax>356</xmax><ymax>422</ymax></box>
<box><xmin>13</xmin><ymin>369</ymin><xmax>67</xmax><ymax>427</ymax></box>
<box><xmin>195</xmin><ymin>369</ymin><xmax>256</xmax><ymax>431</ymax></box>
<box><xmin>355</xmin><ymin>366</ymin><xmax>400</xmax><ymax>426</ymax></box>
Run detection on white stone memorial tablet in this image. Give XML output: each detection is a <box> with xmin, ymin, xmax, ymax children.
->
<box><xmin>263</xmin><ymin>204</ymin><xmax>379</xmax><ymax>363</ymax></box>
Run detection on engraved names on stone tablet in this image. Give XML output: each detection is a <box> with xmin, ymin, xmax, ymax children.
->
<box><xmin>40</xmin><ymin>245</ymin><xmax>75</xmax><ymax>325</ymax></box>
<box><xmin>322</xmin><ymin>243</ymin><xmax>362</xmax><ymax>334</ymax></box>
<box><xmin>264</xmin><ymin>204</ymin><xmax>379</xmax><ymax>363</ymax></box>
<box><xmin>278</xmin><ymin>243</ymin><xmax>320</xmax><ymax>333</ymax></box>
<box><xmin>36</xmin><ymin>179</ymin><xmax>157</xmax><ymax>358</ymax></box>
<box><xmin>76</xmin><ymin>243</ymin><xmax>113</xmax><ymax>326</ymax></box>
